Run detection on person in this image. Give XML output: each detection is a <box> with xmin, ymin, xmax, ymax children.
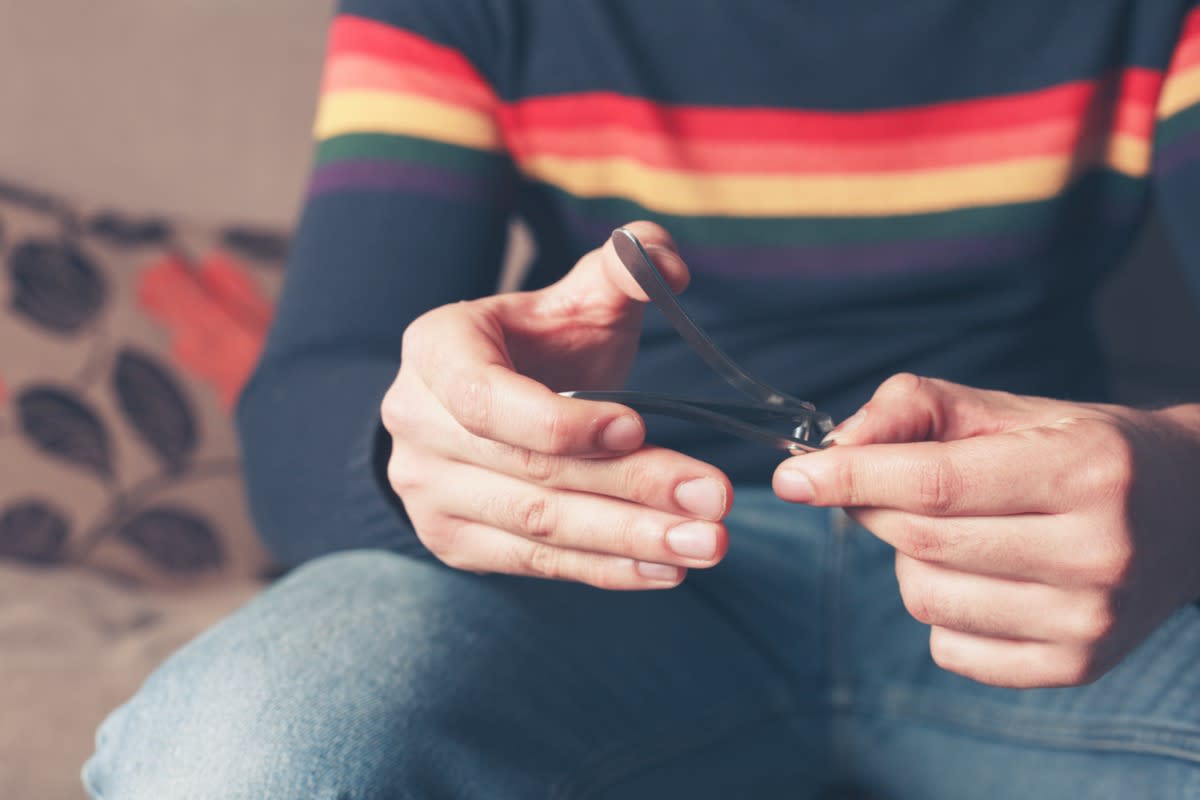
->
<box><xmin>84</xmin><ymin>2</ymin><xmax>1200</xmax><ymax>797</ymax></box>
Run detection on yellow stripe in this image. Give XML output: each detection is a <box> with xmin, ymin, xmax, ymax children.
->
<box><xmin>1158</xmin><ymin>65</ymin><xmax>1200</xmax><ymax>119</ymax></box>
<box><xmin>520</xmin><ymin>141</ymin><xmax>1149</xmax><ymax>218</ymax></box>
<box><xmin>1107</xmin><ymin>132</ymin><xmax>1152</xmax><ymax>175</ymax></box>
<box><xmin>315</xmin><ymin>91</ymin><xmax>502</xmax><ymax>151</ymax></box>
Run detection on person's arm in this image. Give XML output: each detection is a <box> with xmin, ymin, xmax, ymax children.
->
<box><xmin>236</xmin><ymin>4</ymin><xmax>514</xmax><ymax>567</ymax></box>
<box><xmin>771</xmin><ymin>6</ymin><xmax>1200</xmax><ymax>690</ymax></box>
<box><xmin>1153</xmin><ymin>3</ymin><xmax>1200</xmax><ymax>301</ymax></box>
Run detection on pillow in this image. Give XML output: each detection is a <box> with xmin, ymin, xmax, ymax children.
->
<box><xmin>0</xmin><ymin>180</ymin><xmax>285</xmax><ymax>585</ymax></box>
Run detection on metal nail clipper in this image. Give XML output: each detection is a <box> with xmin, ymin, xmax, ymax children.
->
<box><xmin>562</xmin><ymin>228</ymin><xmax>837</xmax><ymax>454</ymax></box>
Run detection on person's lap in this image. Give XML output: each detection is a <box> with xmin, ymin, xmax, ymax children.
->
<box><xmin>83</xmin><ymin>488</ymin><xmax>1200</xmax><ymax>799</ymax></box>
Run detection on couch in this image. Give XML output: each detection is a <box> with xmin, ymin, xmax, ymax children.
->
<box><xmin>1</xmin><ymin>4</ymin><xmax>1198</xmax><ymax>800</ymax></box>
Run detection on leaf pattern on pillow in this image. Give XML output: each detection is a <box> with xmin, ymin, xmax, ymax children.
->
<box><xmin>0</xmin><ymin>182</ymin><xmax>282</xmax><ymax>580</ymax></box>
<box><xmin>17</xmin><ymin>386</ymin><xmax>114</xmax><ymax>479</ymax></box>
<box><xmin>8</xmin><ymin>238</ymin><xmax>107</xmax><ymax>334</ymax></box>
<box><xmin>221</xmin><ymin>226</ymin><xmax>289</xmax><ymax>262</ymax></box>
<box><xmin>87</xmin><ymin>211</ymin><xmax>173</xmax><ymax>247</ymax></box>
<box><xmin>118</xmin><ymin>507</ymin><xmax>223</xmax><ymax>572</ymax></box>
<box><xmin>112</xmin><ymin>348</ymin><xmax>198</xmax><ymax>475</ymax></box>
<box><xmin>0</xmin><ymin>500</ymin><xmax>70</xmax><ymax>564</ymax></box>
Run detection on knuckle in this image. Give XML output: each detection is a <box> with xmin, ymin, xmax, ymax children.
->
<box><xmin>513</xmin><ymin>445</ymin><xmax>558</xmax><ymax>483</ymax></box>
<box><xmin>618</xmin><ymin>458</ymin><xmax>661</xmax><ymax>506</ymax></box>
<box><xmin>613</xmin><ymin>514</ymin><xmax>649</xmax><ymax>558</ymax></box>
<box><xmin>898</xmin><ymin>520</ymin><xmax>948</xmax><ymax>563</ymax></box>
<box><xmin>900</xmin><ymin>581</ymin><xmax>939</xmax><ymax>625</ymax></box>
<box><xmin>536</xmin><ymin>404</ymin><xmax>576</xmax><ymax>455</ymax></box>
<box><xmin>386</xmin><ymin>453</ymin><xmax>422</xmax><ymax>495</ymax></box>
<box><xmin>523</xmin><ymin>543</ymin><xmax>564</xmax><ymax>580</ymax></box>
<box><xmin>399</xmin><ymin>314</ymin><xmax>430</xmax><ymax>360</ymax></box>
<box><xmin>1058</xmin><ymin>649</ymin><xmax>1107</xmax><ymax>687</ymax></box>
<box><xmin>927</xmin><ymin>627</ymin><xmax>960</xmax><ymax>672</ymax></box>
<box><xmin>916</xmin><ymin>457</ymin><xmax>963</xmax><ymax>516</ymax></box>
<box><xmin>876</xmin><ymin>372</ymin><xmax>925</xmax><ymax>404</ymax></box>
<box><xmin>1068</xmin><ymin>593</ymin><xmax>1120</xmax><ymax>643</ymax></box>
<box><xmin>514</xmin><ymin>492</ymin><xmax>557</xmax><ymax>540</ymax></box>
<box><xmin>1073</xmin><ymin>421</ymin><xmax>1136</xmax><ymax>503</ymax></box>
<box><xmin>1068</xmin><ymin>537</ymin><xmax>1135</xmax><ymax>587</ymax></box>
<box><xmin>828</xmin><ymin>456</ymin><xmax>864</xmax><ymax>506</ymax></box>
<box><xmin>582</xmin><ymin>559</ymin><xmax>629</xmax><ymax>591</ymax></box>
<box><xmin>412</xmin><ymin>512</ymin><xmax>455</xmax><ymax>557</ymax></box>
<box><xmin>447</xmin><ymin>373</ymin><xmax>493</xmax><ymax>437</ymax></box>
<box><xmin>436</xmin><ymin>546</ymin><xmax>474</xmax><ymax>573</ymax></box>
<box><xmin>379</xmin><ymin>388</ymin><xmax>401</xmax><ymax>433</ymax></box>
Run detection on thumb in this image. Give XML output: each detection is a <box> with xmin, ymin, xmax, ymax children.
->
<box><xmin>825</xmin><ymin>373</ymin><xmax>1029</xmax><ymax>447</ymax></box>
<box><xmin>548</xmin><ymin>221</ymin><xmax>691</xmax><ymax>322</ymax></box>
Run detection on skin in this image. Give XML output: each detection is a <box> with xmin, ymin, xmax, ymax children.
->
<box><xmin>774</xmin><ymin>374</ymin><xmax>1200</xmax><ymax>689</ymax></box>
<box><xmin>382</xmin><ymin>222</ymin><xmax>734</xmax><ymax>591</ymax></box>
<box><xmin>384</xmin><ymin>220</ymin><xmax>1200</xmax><ymax>688</ymax></box>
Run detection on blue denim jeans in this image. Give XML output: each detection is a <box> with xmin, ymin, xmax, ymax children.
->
<box><xmin>83</xmin><ymin>487</ymin><xmax>1200</xmax><ymax>799</ymax></box>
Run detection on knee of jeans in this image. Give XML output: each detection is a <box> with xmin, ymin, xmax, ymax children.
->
<box><xmin>82</xmin><ymin>549</ymin><xmax>473</xmax><ymax>799</ymax></box>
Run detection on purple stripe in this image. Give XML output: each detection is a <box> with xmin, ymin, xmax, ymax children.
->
<box><xmin>691</xmin><ymin>234</ymin><xmax>1042</xmax><ymax>278</ymax></box>
<box><xmin>1156</xmin><ymin>129</ymin><xmax>1200</xmax><ymax>176</ymax></box>
<box><xmin>308</xmin><ymin>160</ymin><xmax>501</xmax><ymax>203</ymax></box>
<box><xmin>558</xmin><ymin>204</ymin><xmax>1043</xmax><ymax>278</ymax></box>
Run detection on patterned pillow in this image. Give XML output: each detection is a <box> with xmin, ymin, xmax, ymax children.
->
<box><xmin>0</xmin><ymin>181</ymin><xmax>285</xmax><ymax>585</ymax></box>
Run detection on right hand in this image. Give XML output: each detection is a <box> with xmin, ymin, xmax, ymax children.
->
<box><xmin>381</xmin><ymin>222</ymin><xmax>733</xmax><ymax>590</ymax></box>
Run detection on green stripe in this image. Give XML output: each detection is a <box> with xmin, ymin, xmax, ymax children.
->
<box><xmin>316</xmin><ymin>133</ymin><xmax>511</xmax><ymax>178</ymax></box>
<box><xmin>539</xmin><ymin>170</ymin><xmax>1145</xmax><ymax>247</ymax></box>
<box><xmin>1157</xmin><ymin>104</ymin><xmax>1200</xmax><ymax>148</ymax></box>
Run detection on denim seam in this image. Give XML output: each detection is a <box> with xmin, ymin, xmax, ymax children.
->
<box><xmin>871</xmin><ymin>687</ymin><xmax>1200</xmax><ymax>765</ymax></box>
<box><xmin>546</xmin><ymin>702</ymin><xmax>823</xmax><ymax>800</ymax></box>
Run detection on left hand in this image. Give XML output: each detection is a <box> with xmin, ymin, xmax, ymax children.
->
<box><xmin>773</xmin><ymin>373</ymin><xmax>1200</xmax><ymax>688</ymax></box>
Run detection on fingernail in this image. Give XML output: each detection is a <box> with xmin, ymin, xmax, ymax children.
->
<box><xmin>602</xmin><ymin>415</ymin><xmax>643</xmax><ymax>451</ymax></box>
<box><xmin>666</xmin><ymin>520</ymin><xmax>719</xmax><ymax>560</ymax></box>
<box><xmin>822</xmin><ymin>408</ymin><xmax>866</xmax><ymax>446</ymax></box>
<box><xmin>674</xmin><ymin>478</ymin><xmax>726</xmax><ymax>520</ymax></box>
<box><xmin>637</xmin><ymin>562</ymin><xmax>680</xmax><ymax>582</ymax></box>
<box><xmin>775</xmin><ymin>469</ymin><xmax>815</xmax><ymax>503</ymax></box>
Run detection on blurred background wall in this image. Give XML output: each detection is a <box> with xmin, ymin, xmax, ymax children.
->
<box><xmin>0</xmin><ymin>0</ymin><xmax>334</xmax><ymax>226</ymax></box>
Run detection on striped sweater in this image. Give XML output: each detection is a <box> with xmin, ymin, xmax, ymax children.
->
<box><xmin>238</xmin><ymin>0</ymin><xmax>1200</xmax><ymax>565</ymax></box>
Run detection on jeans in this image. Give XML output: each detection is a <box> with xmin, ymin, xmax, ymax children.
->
<box><xmin>83</xmin><ymin>487</ymin><xmax>1200</xmax><ymax>799</ymax></box>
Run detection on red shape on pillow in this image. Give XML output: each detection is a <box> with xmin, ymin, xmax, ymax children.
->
<box><xmin>138</xmin><ymin>253</ymin><xmax>272</xmax><ymax>409</ymax></box>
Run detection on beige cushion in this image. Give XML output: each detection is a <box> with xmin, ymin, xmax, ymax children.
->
<box><xmin>0</xmin><ymin>563</ymin><xmax>259</xmax><ymax>800</ymax></box>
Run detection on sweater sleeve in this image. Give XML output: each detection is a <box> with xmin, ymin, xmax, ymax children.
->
<box><xmin>1152</xmin><ymin>5</ymin><xmax>1200</xmax><ymax>299</ymax></box>
<box><xmin>236</xmin><ymin>2</ymin><xmax>514</xmax><ymax>568</ymax></box>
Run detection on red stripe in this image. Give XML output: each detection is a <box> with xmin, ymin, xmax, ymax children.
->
<box><xmin>1170</xmin><ymin>8</ymin><xmax>1200</xmax><ymax>72</ymax></box>
<box><xmin>321</xmin><ymin>56</ymin><xmax>498</xmax><ymax>111</ymax></box>
<box><xmin>329</xmin><ymin>15</ymin><xmax>488</xmax><ymax>89</ymax></box>
<box><xmin>504</xmin><ymin>118</ymin><xmax>1136</xmax><ymax>175</ymax></box>
<box><xmin>1183</xmin><ymin>6</ymin><xmax>1200</xmax><ymax>45</ymax></box>
<box><xmin>498</xmin><ymin>68</ymin><xmax>1161</xmax><ymax>147</ymax></box>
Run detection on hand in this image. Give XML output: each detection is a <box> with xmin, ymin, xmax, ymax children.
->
<box><xmin>773</xmin><ymin>373</ymin><xmax>1200</xmax><ymax>688</ymax></box>
<box><xmin>381</xmin><ymin>222</ymin><xmax>732</xmax><ymax>589</ymax></box>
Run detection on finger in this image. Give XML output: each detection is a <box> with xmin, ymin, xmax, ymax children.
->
<box><xmin>928</xmin><ymin>627</ymin><xmax>1110</xmax><ymax>688</ymax></box>
<box><xmin>426</xmin><ymin>461</ymin><xmax>728</xmax><ymax>567</ymax></box>
<box><xmin>555</xmin><ymin>220</ymin><xmax>690</xmax><ymax>309</ymax></box>
<box><xmin>824</xmin><ymin>373</ymin><xmax>1054</xmax><ymax>447</ymax></box>
<box><xmin>395</xmin><ymin>376</ymin><xmax>732</xmax><ymax>520</ymax></box>
<box><xmin>417</xmin><ymin>316</ymin><xmax>646</xmax><ymax>456</ymax></box>
<box><xmin>893</xmin><ymin>553</ymin><xmax>1112</xmax><ymax>642</ymax></box>
<box><xmin>471</xmin><ymin>441</ymin><xmax>733</xmax><ymax>521</ymax></box>
<box><xmin>441</xmin><ymin>520</ymin><xmax>686</xmax><ymax>591</ymax></box>
<box><xmin>853</xmin><ymin>507</ymin><xmax>1062</xmax><ymax>581</ymax></box>
<box><xmin>774</xmin><ymin>425</ymin><xmax>1079</xmax><ymax>515</ymax></box>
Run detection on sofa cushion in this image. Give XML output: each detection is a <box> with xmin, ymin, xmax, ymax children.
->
<box><xmin>0</xmin><ymin>181</ymin><xmax>283</xmax><ymax>584</ymax></box>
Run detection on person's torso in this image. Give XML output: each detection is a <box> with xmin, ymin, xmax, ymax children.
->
<box><xmin>485</xmin><ymin>1</ymin><xmax>1192</xmax><ymax>477</ymax></box>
